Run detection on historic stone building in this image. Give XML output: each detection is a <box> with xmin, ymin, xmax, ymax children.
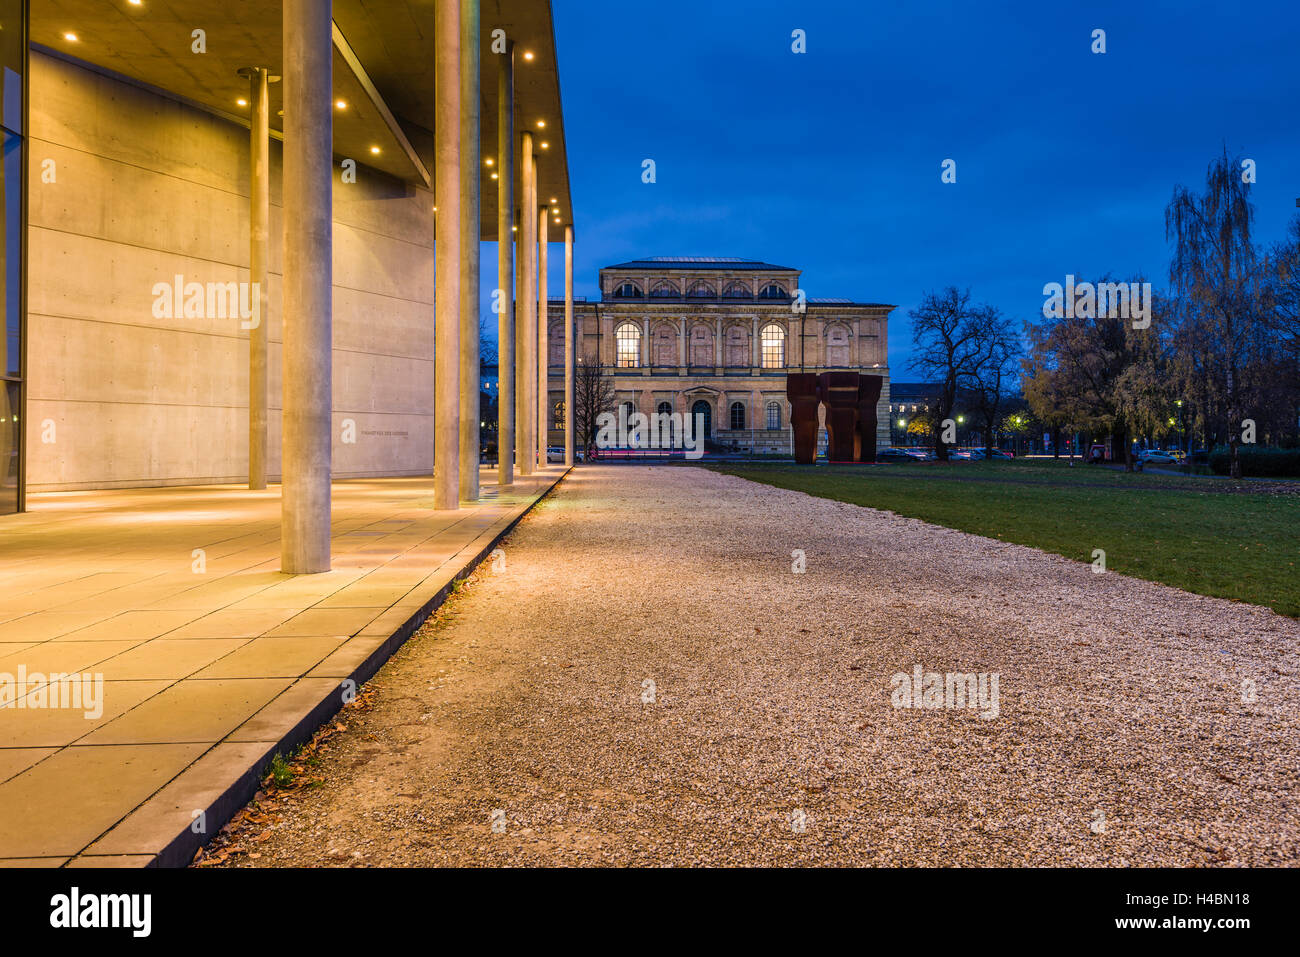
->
<box><xmin>546</xmin><ymin>257</ymin><xmax>894</xmax><ymax>453</ymax></box>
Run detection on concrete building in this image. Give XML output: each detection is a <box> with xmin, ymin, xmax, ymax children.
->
<box><xmin>547</xmin><ymin>258</ymin><xmax>893</xmax><ymax>454</ymax></box>
<box><xmin>2</xmin><ymin>0</ymin><xmax>579</xmax><ymax>548</ymax></box>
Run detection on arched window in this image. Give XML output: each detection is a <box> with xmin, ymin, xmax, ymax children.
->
<box><xmin>620</xmin><ymin>401</ymin><xmax>635</xmax><ymax>420</ymax></box>
<box><xmin>722</xmin><ymin>282</ymin><xmax>750</xmax><ymax>299</ymax></box>
<box><xmin>760</xmin><ymin>323</ymin><xmax>785</xmax><ymax>369</ymax></box>
<box><xmin>687</xmin><ymin>281</ymin><xmax>716</xmax><ymax>298</ymax></box>
<box><xmin>758</xmin><ymin>283</ymin><xmax>787</xmax><ymax>299</ymax></box>
<box><xmin>692</xmin><ymin>400</ymin><xmax>712</xmax><ymax>439</ymax></box>
<box><xmin>649</xmin><ymin>281</ymin><xmax>679</xmax><ymax>298</ymax></box>
<box><xmin>615</xmin><ymin>322</ymin><xmax>641</xmax><ymax>368</ymax></box>
<box><xmin>765</xmin><ymin>401</ymin><xmax>781</xmax><ymax>430</ymax></box>
<box><xmin>554</xmin><ymin>401</ymin><xmax>565</xmax><ymax>429</ymax></box>
<box><xmin>613</xmin><ymin>282</ymin><xmax>643</xmax><ymax>298</ymax></box>
<box><xmin>729</xmin><ymin>401</ymin><xmax>746</xmax><ymax>430</ymax></box>
<box><xmin>656</xmin><ymin>401</ymin><xmax>673</xmax><ymax>416</ymax></box>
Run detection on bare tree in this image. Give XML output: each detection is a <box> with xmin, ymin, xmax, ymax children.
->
<box><xmin>573</xmin><ymin>355</ymin><xmax>615</xmax><ymax>458</ymax></box>
<box><xmin>1166</xmin><ymin>150</ymin><xmax>1269</xmax><ymax>478</ymax></box>
<box><xmin>909</xmin><ymin>287</ymin><xmax>988</xmax><ymax>461</ymax></box>
<box><xmin>967</xmin><ymin>310</ymin><xmax>1022</xmax><ymax>461</ymax></box>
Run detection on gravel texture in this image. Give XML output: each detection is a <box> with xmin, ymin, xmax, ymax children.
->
<box><xmin>205</xmin><ymin>465</ymin><xmax>1300</xmax><ymax>867</ymax></box>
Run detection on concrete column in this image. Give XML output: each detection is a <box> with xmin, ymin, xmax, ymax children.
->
<box><xmin>280</xmin><ymin>0</ymin><xmax>333</xmax><ymax>574</ymax></box>
<box><xmin>537</xmin><ymin>199</ymin><xmax>548</xmax><ymax>466</ymax></box>
<box><xmin>458</xmin><ymin>0</ymin><xmax>480</xmax><ymax>502</ymax></box>
<box><xmin>496</xmin><ymin>42</ymin><xmax>515</xmax><ymax>486</ymax></box>
<box><xmin>516</xmin><ymin>131</ymin><xmax>536</xmax><ymax>476</ymax></box>
<box><xmin>433</xmin><ymin>0</ymin><xmax>461</xmax><ymax>509</ymax></box>
<box><xmin>564</xmin><ymin>224</ymin><xmax>574</xmax><ymax>466</ymax></box>
<box><xmin>245</xmin><ymin>66</ymin><xmax>270</xmax><ymax>490</ymax></box>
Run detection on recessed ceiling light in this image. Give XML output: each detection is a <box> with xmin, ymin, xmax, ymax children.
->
<box><xmin>63</xmin><ymin>32</ymin><xmax>78</xmax><ymax>41</ymax></box>
<box><xmin>540</xmin><ymin>141</ymin><xmax>549</xmax><ymax>149</ymax></box>
<box><xmin>370</xmin><ymin>146</ymin><xmax>380</xmax><ymax>154</ymax></box>
<box><xmin>335</xmin><ymin>99</ymin><xmax>347</xmax><ymax>110</ymax></box>
<box><xmin>512</xmin><ymin>225</ymin><xmax>518</xmax><ymax>232</ymax></box>
<box><xmin>128</xmin><ymin>0</ymin><xmax>142</xmax><ymax>6</ymax></box>
<box><xmin>536</xmin><ymin>120</ymin><xmax>545</xmax><ymax>128</ymax></box>
<box><xmin>549</xmin><ymin>198</ymin><xmax>557</xmax><ymax>204</ymax></box>
<box><xmin>485</xmin><ymin>158</ymin><xmax>494</xmax><ymax>166</ymax></box>
<box><xmin>237</xmin><ymin>98</ymin><xmax>248</xmax><ymax>107</ymax></box>
<box><xmin>523</xmin><ymin>51</ymin><xmax>534</xmax><ymax>61</ymax></box>
<box><xmin>490</xmin><ymin>173</ymin><xmax>498</xmax><ymax>180</ymax></box>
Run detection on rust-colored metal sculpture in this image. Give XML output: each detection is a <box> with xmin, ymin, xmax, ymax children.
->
<box><xmin>817</xmin><ymin>372</ymin><xmax>861</xmax><ymax>463</ymax></box>
<box><xmin>786</xmin><ymin>372</ymin><xmax>886</xmax><ymax>464</ymax></box>
<box><xmin>786</xmin><ymin>373</ymin><xmax>821</xmax><ymax>465</ymax></box>
<box><xmin>856</xmin><ymin>375</ymin><xmax>884</xmax><ymax>464</ymax></box>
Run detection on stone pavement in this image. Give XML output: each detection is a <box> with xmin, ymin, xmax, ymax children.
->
<box><xmin>0</xmin><ymin>467</ymin><xmax>566</xmax><ymax>867</ymax></box>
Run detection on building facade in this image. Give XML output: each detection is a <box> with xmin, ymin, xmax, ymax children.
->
<box><xmin>547</xmin><ymin>257</ymin><xmax>893</xmax><ymax>453</ymax></box>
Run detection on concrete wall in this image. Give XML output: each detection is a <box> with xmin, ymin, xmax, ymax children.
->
<box><xmin>26</xmin><ymin>51</ymin><xmax>435</xmax><ymax>490</ymax></box>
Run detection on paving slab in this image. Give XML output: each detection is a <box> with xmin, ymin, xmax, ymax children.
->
<box><xmin>0</xmin><ymin>469</ymin><xmax>566</xmax><ymax>865</ymax></box>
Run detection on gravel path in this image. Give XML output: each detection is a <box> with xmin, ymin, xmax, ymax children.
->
<box><xmin>205</xmin><ymin>465</ymin><xmax>1300</xmax><ymax>866</ymax></box>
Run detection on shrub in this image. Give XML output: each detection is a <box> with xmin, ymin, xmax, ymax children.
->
<box><xmin>1209</xmin><ymin>446</ymin><xmax>1300</xmax><ymax>477</ymax></box>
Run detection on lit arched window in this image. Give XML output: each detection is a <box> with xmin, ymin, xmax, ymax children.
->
<box><xmin>615</xmin><ymin>322</ymin><xmax>641</xmax><ymax>368</ymax></box>
<box><xmin>729</xmin><ymin>401</ymin><xmax>746</xmax><ymax>430</ymax></box>
<box><xmin>760</xmin><ymin>323</ymin><xmax>785</xmax><ymax>369</ymax></box>
<box><xmin>613</xmin><ymin>282</ymin><xmax>643</xmax><ymax>298</ymax></box>
<box><xmin>758</xmin><ymin>283</ymin><xmax>787</xmax><ymax>299</ymax></box>
<box><xmin>766</xmin><ymin>401</ymin><xmax>781</xmax><ymax>430</ymax></box>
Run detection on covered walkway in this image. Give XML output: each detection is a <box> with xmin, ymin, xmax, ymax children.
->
<box><xmin>0</xmin><ymin>466</ymin><xmax>566</xmax><ymax>866</ymax></box>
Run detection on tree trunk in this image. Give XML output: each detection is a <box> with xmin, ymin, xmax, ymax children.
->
<box><xmin>1052</xmin><ymin>426</ymin><xmax>1061</xmax><ymax>458</ymax></box>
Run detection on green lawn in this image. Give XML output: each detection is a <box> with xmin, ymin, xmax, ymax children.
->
<box><xmin>711</xmin><ymin>458</ymin><xmax>1300</xmax><ymax>617</ymax></box>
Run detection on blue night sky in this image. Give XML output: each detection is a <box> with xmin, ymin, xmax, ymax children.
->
<box><xmin>494</xmin><ymin>0</ymin><xmax>1300</xmax><ymax>380</ymax></box>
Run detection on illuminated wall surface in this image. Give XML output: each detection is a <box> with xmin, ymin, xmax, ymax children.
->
<box><xmin>0</xmin><ymin>0</ymin><xmax>22</xmax><ymax>514</ymax></box>
<box><xmin>24</xmin><ymin>49</ymin><xmax>437</xmax><ymax>491</ymax></box>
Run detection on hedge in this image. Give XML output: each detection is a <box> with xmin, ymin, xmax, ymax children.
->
<box><xmin>1208</xmin><ymin>446</ymin><xmax>1300</xmax><ymax>477</ymax></box>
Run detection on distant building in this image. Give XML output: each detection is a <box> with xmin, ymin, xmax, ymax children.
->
<box><xmin>546</xmin><ymin>258</ymin><xmax>894</xmax><ymax>453</ymax></box>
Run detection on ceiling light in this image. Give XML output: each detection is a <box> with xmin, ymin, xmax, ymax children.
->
<box><xmin>523</xmin><ymin>51</ymin><xmax>534</xmax><ymax>61</ymax></box>
<box><xmin>540</xmin><ymin>141</ymin><xmax>549</xmax><ymax>149</ymax></box>
<box><xmin>485</xmin><ymin>158</ymin><xmax>494</xmax><ymax>166</ymax></box>
<box><xmin>237</xmin><ymin>98</ymin><xmax>248</xmax><ymax>107</ymax></box>
<box><xmin>63</xmin><ymin>32</ymin><xmax>78</xmax><ymax>41</ymax></box>
<box><xmin>536</xmin><ymin>120</ymin><xmax>545</xmax><ymax>128</ymax></box>
<box><xmin>490</xmin><ymin>173</ymin><xmax>499</xmax><ymax>180</ymax></box>
<box><xmin>370</xmin><ymin>145</ymin><xmax>380</xmax><ymax>154</ymax></box>
<box><xmin>512</xmin><ymin>225</ymin><xmax>517</xmax><ymax>232</ymax></box>
<box><xmin>335</xmin><ymin>100</ymin><xmax>347</xmax><ymax>110</ymax></box>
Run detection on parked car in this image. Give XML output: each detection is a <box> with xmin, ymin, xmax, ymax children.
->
<box><xmin>546</xmin><ymin>446</ymin><xmax>566</xmax><ymax>463</ymax></box>
<box><xmin>878</xmin><ymin>448</ymin><xmax>917</xmax><ymax>462</ymax></box>
<box><xmin>988</xmin><ymin>448</ymin><xmax>1014</xmax><ymax>460</ymax></box>
<box><xmin>905</xmin><ymin>448</ymin><xmax>934</xmax><ymax>460</ymax></box>
<box><xmin>1139</xmin><ymin>449</ymin><xmax>1179</xmax><ymax>465</ymax></box>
